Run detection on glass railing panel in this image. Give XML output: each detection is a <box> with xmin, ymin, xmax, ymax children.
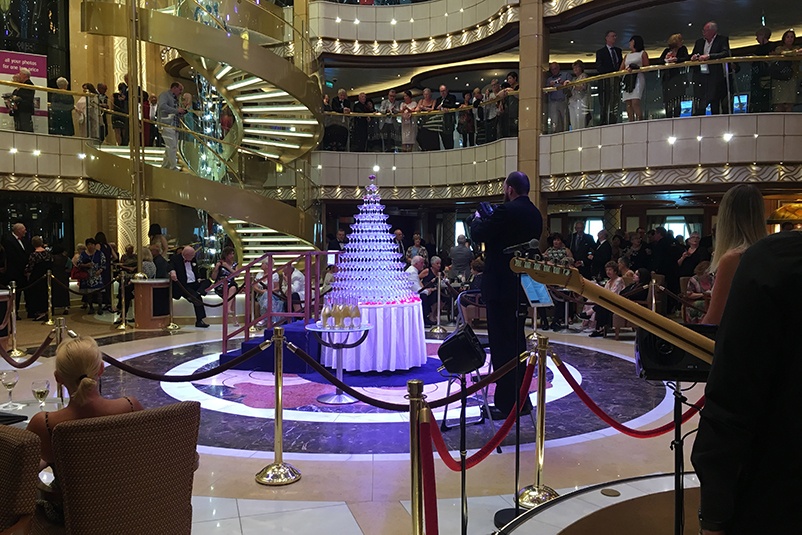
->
<box><xmin>542</xmin><ymin>55</ymin><xmax>801</xmax><ymax>134</ymax></box>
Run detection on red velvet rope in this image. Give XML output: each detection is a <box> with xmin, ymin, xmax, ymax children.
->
<box><xmin>427</xmin><ymin>362</ymin><xmax>536</xmax><ymax>471</ymax></box>
<box><xmin>554</xmin><ymin>359</ymin><xmax>704</xmax><ymax>438</ymax></box>
<box><xmin>419</xmin><ymin>419</ymin><xmax>440</xmax><ymax>535</ymax></box>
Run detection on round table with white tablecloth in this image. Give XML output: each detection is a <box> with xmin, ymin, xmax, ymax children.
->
<box><xmin>321</xmin><ymin>300</ymin><xmax>427</xmax><ymax>372</ymax></box>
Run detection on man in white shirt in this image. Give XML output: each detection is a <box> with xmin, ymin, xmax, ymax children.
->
<box><xmin>378</xmin><ymin>89</ymin><xmax>400</xmax><ymax>152</ymax></box>
<box><xmin>690</xmin><ymin>21</ymin><xmax>731</xmax><ymax>115</ymax></box>
<box><xmin>157</xmin><ymin>82</ymin><xmax>186</xmax><ymax>170</ymax></box>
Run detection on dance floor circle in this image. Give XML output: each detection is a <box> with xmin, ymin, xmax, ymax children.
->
<box><xmin>100</xmin><ymin>340</ymin><xmax>671</xmax><ymax>456</ymax></box>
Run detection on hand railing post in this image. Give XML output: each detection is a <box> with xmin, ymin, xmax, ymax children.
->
<box><xmin>517</xmin><ymin>336</ymin><xmax>559</xmax><ymax>508</ymax></box>
<box><xmin>117</xmin><ymin>272</ymin><xmax>128</xmax><ymax>330</ymax></box>
<box><xmin>8</xmin><ymin>281</ymin><xmax>25</xmax><ymax>358</ymax></box>
<box><xmin>166</xmin><ymin>280</ymin><xmax>181</xmax><ymax>331</ymax></box>
<box><xmin>430</xmin><ymin>273</ymin><xmax>447</xmax><ymax>335</ymax></box>
<box><xmin>256</xmin><ymin>326</ymin><xmax>301</xmax><ymax>485</ymax></box>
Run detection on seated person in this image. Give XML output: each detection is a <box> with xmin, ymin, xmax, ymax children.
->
<box><xmin>468</xmin><ymin>258</ymin><xmax>484</xmax><ymax>291</ymax></box>
<box><xmin>275</xmin><ymin>263</ymin><xmax>305</xmax><ymax>314</ymax></box>
<box><xmin>621</xmin><ymin>267</ymin><xmax>652</xmax><ymax>302</ymax></box>
<box><xmin>253</xmin><ymin>260</ymin><xmax>286</xmax><ymax>327</ymax></box>
<box><xmin>685</xmin><ymin>260</ymin><xmax>713</xmax><ymax>324</ymax></box>
<box><xmin>26</xmin><ymin>336</ymin><xmax>143</xmax><ymax>523</ymax></box>
<box><xmin>168</xmin><ymin>246</ymin><xmax>211</xmax><ymax>328</ymax></box>
<box><xmin>320</xmin><ymin>264</ymin><xmax>338</xmax><ymax>296</ymax></box>
<box><xmin>617</xmin><ymin>256</ymin><xmax>635</xmax><ymax>279</ymax></box>
<box><xmin>589</xmin><ymin>261</ymin><xmax>625</xmax><ymax>338</ymax></box>
<box><xmin>420</xmin><ymin>255</ymin><xmax>450</xmax><ymax>325</ymax></box>
<box><xmin>542</xmin><ymin>232</ymin><xmax>574</xmax><ymax>265</ymax></box>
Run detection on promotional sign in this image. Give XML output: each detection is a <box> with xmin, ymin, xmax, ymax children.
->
<box><xmin>0</xmin><ymin>51</ymin><xmax>49</xmax><ymax>133</ymax></box>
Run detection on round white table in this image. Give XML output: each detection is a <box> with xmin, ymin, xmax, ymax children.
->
<box><xmin>306</xmin><ymin>323</ymin><xmax>373</xmax><ymax>405</ymax></box>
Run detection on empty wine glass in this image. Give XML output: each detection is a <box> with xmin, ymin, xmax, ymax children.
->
<box><xmin>0</xmin><ymin>370</ymin><xmax>23</xmax><ymax>410</ymax></box>
<box><xmin>31</xmin><ymin>379</ymin><xmax>51</xmax><ymax>410</ymax></box>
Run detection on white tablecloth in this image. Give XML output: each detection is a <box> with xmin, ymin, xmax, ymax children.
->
<box><xmin>321</xmin><ymin>301</ymin><xmax>428</xmax><ymax>372</ymax></box>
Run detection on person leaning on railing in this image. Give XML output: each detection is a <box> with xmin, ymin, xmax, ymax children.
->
<box><xmin>659</xmin><ymin>33</ymin><xmax>690</xmax><ymax>118</ymax></box>
<box><xmin>771</xmin><ymin>29</ymin><xmax>802</xmax><ymax>112</ymax></box>
<box><xmin>49</xmin><ymin>77</ymin><xmax>75</xmax><ymax>137</ymax></box>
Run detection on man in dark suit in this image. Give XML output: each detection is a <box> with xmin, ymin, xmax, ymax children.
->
<box><xmin>392</xmin><ymin>229</ymin><xmax>407</xmax><ymax>259</ymax></box>
<box><xmin>169</xmin><ymin>246</ymin><xmax>211</xmax><ymax>327</ymax></box>
<box><xmin>592</xmin><ymin>230</ymin><xmax>612</xmax><ymax>280</ymax></box>
<box><xmin>327</xmin><ymin>229</ymin><xmax>348</xmax><ymax>251</ymax></box>
<box><xmin>435</xmin><ymin>84</ymin><xmax>460</xmax><ymax>150</ymax></box>
<box><xmin>2</xmin><ymin>223</ymin><xmax>33</xmax><ymax>317</ymax></box>
<box><xmin>595</xmin><ymin>30</ymin><xmax>622</xmax><ymax>125</ymax></box>
<box><xmin>471</xmin><ymin>171</ymin><xmax>542</xmax><ymax>418</ymax></box>
<box><xmin>568</xmin><ymin>221</ymin><xmax>597</xmax><ymax>279</ymax></box>
<box><xmin>690</xmin><ymin>21</ymin><xmax>731</xmax><ymax>115</ymax></box>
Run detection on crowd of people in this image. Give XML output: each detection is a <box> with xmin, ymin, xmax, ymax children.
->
<box><xmin>546</xmin><ymin>22</ymin><xmax>801</xmax><ymax>132</ymax></box>
<box><xmin>321</xmin><ymin>73</ymin><xmax>520</xmax><ymax>152</ymax></box>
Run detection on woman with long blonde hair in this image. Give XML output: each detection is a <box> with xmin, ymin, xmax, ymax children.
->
<box><xmin>703</xmin><ymin>184</ymin><xmax>767</xmax><ymax>324</ymax></box>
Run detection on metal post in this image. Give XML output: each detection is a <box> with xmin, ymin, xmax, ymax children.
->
<box><xmin>408</xmin><ymin>379</ymin><xmax>425</xmax><ymax>535</ymax></box>
<box><xmin>256</xmin><ymin>326</ymin><xmax>301</xmax><ymax>485</ymax></box>
<box><xmin>55</xmin><ymin>317</ymin><xmax>66</xmax><ymax>407</ymax></box>
<box><xmin>166</xmin><ymin>281</ymin><xmax>181</xmax><ymax>331</ymax></box>
<box><xmin>44</xmin><ymin>270</ymin><xmax>54</xmax><ymax>325</ymax></box>
<box><xmin>8</xmin><ymin>281</ymin><xmax>25</xmax><ymax>358</ymax></box>
<box><xmin>650</xmin><ymin>279</ymin><xmax>657</xmax><ymax>313</ymax></box>
<box><xmin>117</xmin><ymin>273</ymin><xmax>128</xmax><ymax>330</ymax></box>
<box><xmin>430</xmin><ymin>273</ymin><xmax>447</xmax><ymax>335</ymax></box>
<box><xmin>517</xmin><ymin>336</ymin><xmax>559</xmax><ymax>508</ymax></box>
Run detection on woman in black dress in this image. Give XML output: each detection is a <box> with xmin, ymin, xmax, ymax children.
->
<box><xmin>659</xmin><ymin>34</ymin><xmax>690</xmax><ymax>118</ymax></box>
<box><xmin>50</xmin><ymin>244</ymin><xmax>71</xmax><ymax>315</ymax></box>
<box><xmin>94</xmin><ymin>232</ymin><xmax>116</xmax><ymax>311</ymax></box>
<box><xmin>24</xmin><ymin>236</ymin><xmax>53</xmax><ymax>320</ymax></box>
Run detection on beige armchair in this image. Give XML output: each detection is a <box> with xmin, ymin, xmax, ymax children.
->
<box><xmin>613</xmin><ymin>274</ymin><xmax>665</xmax><ymax>340</ymax></box>
<box><xmin>33</xmin><ymin>401</ymin><xmax>201</xmax><ymax>535</ymax></box>
<box><xmin>0</xmin><ymin>426</ymin><xmax>41</xmax><ymax>535</ymax></box>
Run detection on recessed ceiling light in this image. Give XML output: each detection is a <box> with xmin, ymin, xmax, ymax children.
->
<box><xmin>390</xmin><ymin>18</ymin><xmax>397</xmax><ymax>25</ymax></box>
<box><xmin>353</xmin><ymin>18</ymin><xmax>360</xmax><ymax>25</ymax></box>
<box><xmin>335</xmin><ymin>17</ymin><xmax>341</xmax><ymax>23</ymax></box>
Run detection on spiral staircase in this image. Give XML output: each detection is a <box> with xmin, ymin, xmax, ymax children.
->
<box><xmin>81</xmin><ymin>0</ymin><xmax>324</xmax><ymax>260</ymax></box>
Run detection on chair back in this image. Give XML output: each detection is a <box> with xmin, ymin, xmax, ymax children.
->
<box><xmin>51</xmin><ymin>401</ymin><xmax>200</xmax><ymax>535</ymax></box>
<box><xmin>0</xmin><ymin>426</ymin><xmax>40</xmax><ymax>532</ymax></box>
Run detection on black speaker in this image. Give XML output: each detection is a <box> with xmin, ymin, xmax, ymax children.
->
<box><xmin>438</xmin><ymin>323</ymin><xmax>487</xmax><ymax>375</ymax></box>
<box><xmin>635</xmin><ymin>324</ymin><xmax>715</xmax><ymax>382</ymax></box>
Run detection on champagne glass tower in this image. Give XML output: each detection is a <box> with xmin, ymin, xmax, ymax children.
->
<box><xmin>330</xmin><ymin>175</ymin><xmax>419</xmax><ymax>305</ymax></box>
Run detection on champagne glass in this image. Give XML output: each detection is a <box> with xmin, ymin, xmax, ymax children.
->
<box><xmin>32</xmin><ymin>379</ymin><xmax>51</xmax><ymax>410</ymax></box>
<box><xmin>0</xmin><ymin>370</ymin><xmax>22</xmax><ymax>410</ymax></box>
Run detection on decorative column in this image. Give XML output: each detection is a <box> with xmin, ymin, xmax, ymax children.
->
<box><xmin>517</xmin><ymin>0</ymin><xmax>545</xmax><ymax>209</ymax></box>
<box><xmin>442</xmin><ymin>212</ymin><xmax>457</xmax><ymax>254</ymax></box>
<box><xmin>603</xmin><ymin>205</ymin><xmax>622</xmax><ymax>236</ymax></box>
<box><xmin>117</xmin><ymin>199</ymin><xmax>150</xmax><ymax>252</ymax></box>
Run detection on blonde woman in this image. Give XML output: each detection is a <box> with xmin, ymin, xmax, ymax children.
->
<box><xmin>26</xmin><ymin>336</ymin><xmax>142</xmax><ymax>467</ymax></box>
<box><xmin>702</xmin><ymin>185</ymin><xmax>767</xmax><ymax>324</ymax></box>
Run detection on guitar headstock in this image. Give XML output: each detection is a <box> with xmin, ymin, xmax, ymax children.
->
<box><xmin>509</xmin><ymin>257</ymin><xmax>584</xmax><ymax>290</ymax></box>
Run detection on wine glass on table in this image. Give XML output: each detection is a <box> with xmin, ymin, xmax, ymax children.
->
<box><xmin>31</xmin><ymin>379</ymin><xmax>51</xmax><ymax>410</ymax></box>
<box><xmin>0</xmin><ymin>370</ymin><xmax>23</xmax><ymax>410</ymax></box>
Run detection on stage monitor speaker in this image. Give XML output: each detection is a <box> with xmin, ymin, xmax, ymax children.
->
<box><xmin>438</xmin><ymin>323</ymin><xmax>486</xmax><ymax>375</ymax></box>
<box><xmin>635</xmin><ymin>324</ymin><xmax>715</xmax><ymax>383</ymax></box>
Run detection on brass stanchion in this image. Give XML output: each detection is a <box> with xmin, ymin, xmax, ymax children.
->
<box><xmin>256</xmin><ymin>326</ymin><xmax>301</xmax><ymax>485</ymax></box>
<box><xmin>407</xmin><ymin>379</ymin><xmax>425</xmax><ymax>535</ymax></box>
<box><xmin>43</xmin><ymin>271</ymin><xmax>54</xmax><ymax>325</ymax></box>
<box><xmin>517</xmin><ymin>335</ymin><xmax>559</xmax><ymax>508</ymax></box>
<box><xmin>429</xmin><ymin>273</ymin><xmax>447</xmax><ymax>335</ymax></box>
<box><xmin>8</xmin><ymin>281</ymin><xmax>25</xmax><ymax>358</ymax></box>
<box><xmin>116</xmin><ymin>273</ymin><xmax>128</xmax><ymax>331</ymax></box>
<box><xmin>54</xmin><ymin>317</ymin><xmax>65</xmax><ymax>347</ymax></box>
<box><xmin>166</xmin><ymin>281</ymin><xmax>181</xmax><ymax>332</ymax></box>
<box><xmin>650</xmin><ymin>278</ymin><xmax>657</xmax><ymax>313</ymax></box>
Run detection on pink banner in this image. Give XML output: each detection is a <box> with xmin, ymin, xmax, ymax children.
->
<box><xmin>0</xmin><ymin>51</ymin><xmax>47</xmax><ymax>77</ymax></box>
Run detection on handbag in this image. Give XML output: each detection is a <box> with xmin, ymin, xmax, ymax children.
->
<box><xmin>622</xmin><ymin>73</ymin><xmax>638</xmax><ymax>93</ymax></box>
<box><xmin>438</xmin><ymin>322</ymin><xmax>486</xmax><ymax>374</ymax></box>
<box><xmin>70</xmin><ymin>265</ymin><xmax>89</xmax><ymax>281</ymax></box>
<box><xmin>771</xmin><ymin>61</ymin><xmax>794</xmax><ymax>81</ymax></box>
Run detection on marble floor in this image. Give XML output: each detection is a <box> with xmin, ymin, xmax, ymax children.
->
<box><xmin>3</xmin><ymin>309</ymin><xmax>706</xmax><ymax>534</ymax></box>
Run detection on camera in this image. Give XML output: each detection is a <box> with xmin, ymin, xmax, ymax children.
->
<box><xmin>477</xmin><ymin>201</ymin><xmax>495</xmax><ymax>219</ymax></box>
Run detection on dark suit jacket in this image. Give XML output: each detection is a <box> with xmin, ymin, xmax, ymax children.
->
<box><xmin>470</xmin><ymin>196</ymin><xmax>543</xmax><ymax>301</ymax></box>
<box><xmin>691</xmin><ymin>35</ymin><xmax>731</xmax><ymax>81</ymax></box>
<box><xmin>596</xmin><ymin>45</ymin><xmax>623</xmax><ymax>74</ymax></box>
<box><xmin>169</xmin><ymin>254</ymin><xmax>204</xmax><ymax>298</ymax></box>
<box><xmin>327</xmin><ymin>239</ymin><xmax>346</xmax><ymax>251</ymax></box>
<box><xmin>592</xmin><ymin>240</ymin><xmax>612</xmax><ymax>278</ymax></box>
<box><xmin>435</xmin><ymin>94</ymin><xmax>459</xmax><ymax>128</ymax></box>
<box><xmin>153</xmin><ymin>254</ymin><xmax>170</xmax><ymax>279</ymax></box>
<box><xmin>14</xmin><ymin>79</ymin><xmax>35</xmax><ymax>114</ymax></box>
<box><xmin>1</xmin><ymin>234</ymin><xmax>33</xmax><ymax>280</ymax></box>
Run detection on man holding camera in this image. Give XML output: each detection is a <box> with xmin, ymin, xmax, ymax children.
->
<box><xmin>4</xmin><ymin>69</ymin><xmax>35</xmax><ymax>132</ymax></box>
<box><xmin>470</xmin><ymin>171</ymin><xmax>542</xmax><ymax>418</ymax></box>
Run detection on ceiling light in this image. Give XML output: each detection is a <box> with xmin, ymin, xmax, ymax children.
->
<box><xmin>353</xmin><ymin>18</ymin><xmax>360</xmax><ymax>25</ymax></box>
<box><xmin>577</xmin><ymin>147</ymin><xmax>582</xmax><ymax>152</ymax></box>
<box><xmin>214</xmin><ymin>65</ymin><xmax>232</xmax><ymax>79</ymax></box>
<box><xmin>392</xmin><ymin>166</ymin><xmax>397</xmax><ymax>171</ymax></box>
<box><xmin>372</xmin><ymin>164</ymin><xmax>380</xmax><ymax>172</ymax></box>
<box><xmin>697</xmin><ymin>135</ymin><xmax>703</xmax><ymax>141</ymax></box>
<box><xmin>668</xmin><ymin>136</ymin><xmax>677</xmax><ymax>145</ymax></box>
<box><xmin>77</xmin><ymin>153</ymin><xmax>86</xmax><ymax>159</ymax></box>
<box><xmin>722</xmin><ymin>133</ymin><xmax>733</xmax><ymax>142</ymax></box>
<box><xmin>242</xmin><ymin>105</ymin><xmax>307</xmax><ymax>112</ymax></box>
<box><xmin>335</xmin><ymin>17</ymin><xmax>341</xmax><ymax>23</ymax></box>
<box><xmin>245</xmin><ymin>118</ymin><xmax>317</xmax><ymax>125</ymax></box>
<box><xmin>460</xmin><ymin>8</ymin><xmax>464</xmax><ymax>12</ymax></box>
<box><xmin>409</xmin><ymin>18</ymin><xmax>414</xmax><ymax>23</ymax></box>
<box><xmin>754</xmin><ymin>134</ymin><xmax>759</xmax><ymax>138</ymax></box>
<box><xmin>317</xmin><ymin>164</ymin><xmax>322</xmax><ymax>169</ymax></box>
<box><xmin>33</xmin><ymin>149</ymin><xmax>41</xmax><ymax>156</ymax></box>
<box><xmin>9</xmin><ymin>147</ymin><xmax>17</xmax><ymax>154</ymax></box>
<box><xmin>235</xmin><ymin>91</ymin><xmax>289</xmax><ymax>102</ymax></box>
<box><xmin>226</xmin><ymin>77</ymin><xmax>261</xmax><ymax>90</ymax></box>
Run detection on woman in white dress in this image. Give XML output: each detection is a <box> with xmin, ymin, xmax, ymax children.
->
<box><xmin>567</xmin><ymin>60</ymin><xmax>591</xmax><ymax>130</ymax></box>
<box><xmin>75</xmin><ymin>83</ymin><xmax>101</xmax><ymax>140</ymax></box>
<box><xmin>620</xmin><ymin>35</ymin><xmax>650</xmax><ymax>121</ymax></box>
<box><xmin>399</xmin><ymin>90</ymin><xmax>418</xmax><ymax>152</ymax></box>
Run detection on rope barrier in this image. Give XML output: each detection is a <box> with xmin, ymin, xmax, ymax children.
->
<box><xmin>173</xmin><ymin>278</ymin><xmax>245</xmax><ymax>308</ymax></box>
<box><xmin>0</xmin><ymin>330</ymin><xmax>56</xmax><ymax>369</ymax></box>
<box><xmin>553</xmin><ymin>357</ymin><xmax>704</xmax><ymax>438</ymax></box>
<box><xmin>284</xmin><ymin>341</ymin><xmax>525</xmax><ymax>412</ymax></box>
<box><xmin>14</xmin><ymin>273</ymin><xmax>48</xmax><ymax>292</ymax></box>
<box><xmin>426</xmin><ymin>363</ymin><xmax>536</xmax><ymax>471</ymax></box>
<box><xmin>50</xmin><ymin>274</ymin><xmax>116</xmax><ymax>296</ymax></box>
<box><xmin>656</xmin><ymin>285</ymin><xmax>708</xmax><ymax>314</ymax></box>
<box><xmin>419</xmin><ymin>416</ymin><xmax>440</xmax><ymax>535</ymax></box>
<box><xmin>99</xmin><ymin>340</ymin><xmax>272</xmax><ymax>382</ymax></box>
<box><xmin>0</xmin><ymin>297</ymin><xmax>12</xmax><ymax>331</ymax></box>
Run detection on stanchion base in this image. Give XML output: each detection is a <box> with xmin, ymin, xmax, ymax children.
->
<box><xmin>116</xmin><ymin>322</ymin><xmax>129</xmax><ymax>331</ymax></box>
<box><xmin>429</xmin><ymin>325</ymin><xmax>448</xmax><ymax>334</ymax></box>
<box><xmin>317</xmin><ymin>392</ymin><xmax>358</xmax><ymax>405</ymax></box>
<box><xmin>43</xmin><ymin>319</ymin><xmax>55</xmax><ymax>326</ymax></box>
<box><xmin>255</xmin><ymin>462</ymin><xmax>302</xmax><ymax>486</ymax></box>
<box><xmin>166</xmin><ymin>323</ymin><xmax>181</xmax><ymax>332</ymax></box>
<box><xmin>8</xmin><ymin>349</ymin><xmax>26</xmax><ymax>358</ymax></box>
<box><xmin>517</xmin><ymin>484</ymin><xmax>560</xmax><ymax>509</ymax></box>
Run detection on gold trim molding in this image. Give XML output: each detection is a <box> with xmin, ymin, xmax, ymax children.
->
<box><xmin>0</xmin><ymin>174</ymin><xmax>128</xmax><ymax>198</ymax></box>
<box><xmin>541</xmin><ymin>164</ymin><xmax>802</xmax><ymax>193</ymax></box>
<box><xmin>259</xmin><ymin>181</ymin><xmax>504</xmax><ymax>201</ymax></box>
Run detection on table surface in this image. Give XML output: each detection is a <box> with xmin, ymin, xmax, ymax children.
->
<box><xmin>305</xmin><ymin>323</ymin><xmax>373</xmax><ymax>334</ymax></box>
